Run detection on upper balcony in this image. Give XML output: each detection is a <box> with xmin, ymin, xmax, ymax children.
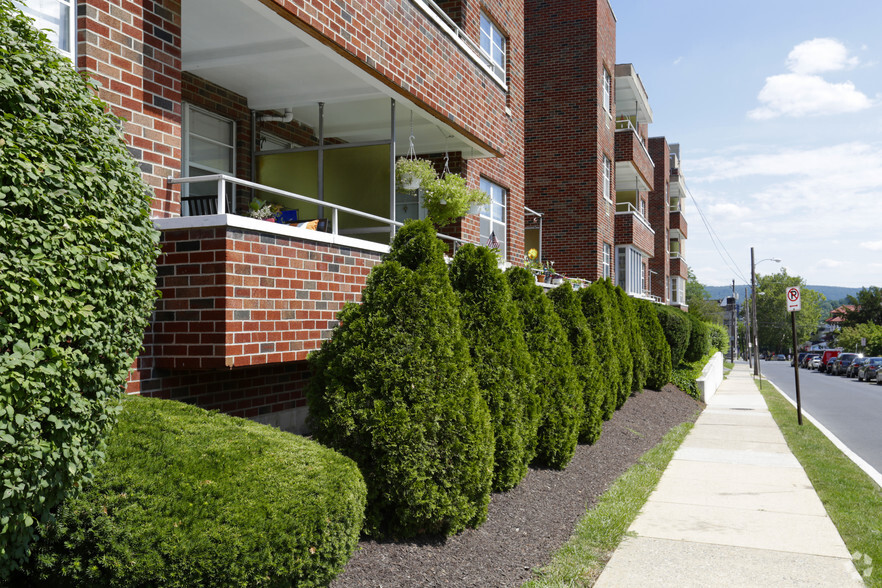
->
<box><xmin>669</xmin><ymin>206</ymin><xmax>688</xmax><ymax>238</ymax></box>
<box><xmin>615</xmin><ymin>64</ymin><xmax>653</xmax><ymax>126</ymax></box>
<box><xmin>181</xmin><ymin>0</ymin><xmax>510</xmax><ymax>162</ymax></box>
<box><xmin>614</xmin><ymin>119</ymin><xmax>654</xmax><ymax>193</ymax></box>
<box><xmin>614</xmin><ymin>202</ymin><xmax>655</xmax><ymax>254</ymax></box>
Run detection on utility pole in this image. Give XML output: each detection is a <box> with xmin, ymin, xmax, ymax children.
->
<box><xmin>745</xmin><ymin>287</ymin><xmax>751</xmax><ymax>365</ymax></box>
<box><xmin>730</xmin><ymin>279</ymin><xmax>737</xmax><ymax>363</ymax></box>
<box><xmin>752</xmin><ymin>247</ymin><xmax>760</xmax><ymax>377</ymax></box>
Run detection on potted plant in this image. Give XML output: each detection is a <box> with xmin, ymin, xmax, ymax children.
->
<box><xmin>395</xmin><ymin>157</ymin><xmax>437</xmax><ymax>192</ymax></box>
<box><xmin>421</xmin><ymin>172</ymin><xmax>489</xmax><ymax>227</ymax></box>
<box><xmin>248</xmin><ymin>198</ymin><xmax>281</xmax><ymax>221</ymax></box>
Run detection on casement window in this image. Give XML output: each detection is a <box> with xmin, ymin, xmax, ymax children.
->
<box><xmin>602</xmin><ymin>155</ymin><xmax>612</xmax><ymax>201</ymax></box>
<box><xmin>182</xmin><ymin>104</ymin><xmax>236</xmax><ymax>215</ymax></box>
<box><xmin>15</xmin><ymin>0</ymin><xmax>75</xmax><ymax>58</ymax></box>
<box><xmin>602</xmin><ymin>243</ymin><xmax>611</xmax><ymax>279</ymax></box>
<box><xmin>602</xmin><ymin>68</ymin><xmax>611</xmax><ymax>114</ymax></box>
<box><xmin>480</xmin><ymin>13</ymin><xmax>506</xmax><ymax>80</ymax></box>
<box><xmin>479</xmin><ymin>177</ymin><xmax>507</xmax><ymax>258</ymax></box>
<box><xmin>671</xmin><ymin>276</ymin><xmax>686</xmax><ymax>305</ymax></box>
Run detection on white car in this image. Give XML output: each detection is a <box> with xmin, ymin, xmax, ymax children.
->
<box><xmin>809</xmin><ymin>356</ymin><xmax>821</xmax><ymax>370</ymax></box>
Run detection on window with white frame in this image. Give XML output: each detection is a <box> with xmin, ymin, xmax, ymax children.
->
<box><xmin>182</xmin><ymin>104</ymin><xmax>236</xmax><ymax>216</ymax></box>
<box><xmin>480</xmin><ymin>13</ymin><xmax>506</xmax><ymax>80</ymax></box>
<box><xmin>602</xmin><ymin>155</ymin><xmax>612</xmax><ymax>201</ymax></box>
<box><xmin>603</xmin><ymin>243</ymin><xmax>611</xmax><ymax>279</ymax></box>
<box><xmin>15</xmin><ymin>0</ymin><xmax>76</xmax><ymax>58</ymax></box>
<box><xmin>671</xmin><ymin>276</ymin><xmax>686</xmax><ymax>304</ymax></box>
<box><xmin>602</xmin><ymin>68</ymin><xmax>611</xmax><ymax>114</ymax></box>
<box><xmin>479</xmin><ymin>178</ymin><xmax>507</xmax><ymax>258</ymax></box>
<box><xmin>616</xmin><ymin>245</ymin><xmax>645</xmax><ymax>295</ymax></box>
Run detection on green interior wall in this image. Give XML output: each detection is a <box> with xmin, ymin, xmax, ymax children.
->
<box><xmin>257</xmin><ymin>151</ymin><xmax>320</xmax><ymax>219</ymax></box>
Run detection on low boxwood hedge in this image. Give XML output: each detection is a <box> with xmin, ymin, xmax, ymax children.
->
<box><xmin>13</xmin><ymin>397</ymin><xmax>366</xmax><ymax>588</ymax></box>
<box><xmin>656</xmin><ymin>305</ymin><xmax>692</xmax><ymax>366</ymax></box>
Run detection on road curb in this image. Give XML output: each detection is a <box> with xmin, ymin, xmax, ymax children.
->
<box><xmin>764</xmin><ymin>377</ymin><xmax>882</xmax><ymax>488</ymax></box>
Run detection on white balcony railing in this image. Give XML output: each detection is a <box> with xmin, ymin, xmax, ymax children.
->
<box><xmin>166</xmin><ymin>174</ymin><xmax>468</xmax><ymax>249</ymax></box>
<box><xmin>614</xmin><ymin>201</ymin><xmax>654</xmax><ymax>233</ymax></box>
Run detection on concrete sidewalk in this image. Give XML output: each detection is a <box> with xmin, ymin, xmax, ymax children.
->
<box><xmin>593</xmin><ymin>362</ymin><xmax>864</xmax><ymax>587</ymax></box>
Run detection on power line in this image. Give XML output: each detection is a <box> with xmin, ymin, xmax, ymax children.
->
<box><xmin>687</xmin><ymin>188</ymin><xmax>751</xmax><ymax>285</ymax></box>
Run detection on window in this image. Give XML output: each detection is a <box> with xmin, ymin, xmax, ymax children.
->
<box><xmin>616</xmin><ymin>245</ymin><xmax>645</xmax><ymax>295</ymax></box>
<box><xmin>479</xmin><ymin>178</ymin><xmax>507</xmax><ymax>258</ymax></box>
<box><xmin>602</xmin><ymin>68</ymin><xmax>611</xmax><ymax>114</ymax></box>
<box><xmin>15</xmin><ymin>0</ymin><xmax>75</xmax><ymax>58</ymax></box>
<box><xmin>603</xmin><ymin>243</ymin><xmax>611</xmax><ymax>279</ymax></box>
<box><xmin>182</xmin><ymin>104</ymin><xmax>236</xmax><ymax>216</ymax></box>
<box><xmin>480</xmin><ymin>13</ymin><xmax>506</xmax><ymax>80</ymax></box>
<box><xmin>602</xmin><ymin>155</ymin><xmax>612</xmax><ymax>201</ymax></box>
<box><xmin>671</xmin><ymin>277</ymin><xmax>686</xmax><ymax>305</ymax></box>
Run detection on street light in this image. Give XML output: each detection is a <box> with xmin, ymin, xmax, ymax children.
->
<box><xmin>751</xmin><ymin>247</ymin><xmax>781</xmax><ymax>377</ymax></box>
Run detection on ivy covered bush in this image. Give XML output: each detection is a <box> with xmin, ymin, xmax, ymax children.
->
<box><xmin>307</xmin><ymin>220</ymin><xmax>493</xmax><ymax>537</ymax></box>
<box><xmin>634</xmin><ymin>299</ymin><xmax>672</xmax><ymax>390</ymax></box>
<box><xmin>13</xmin><ymin>397</ymin><xmax>366</xmax><ymax>588</ymax></box>
<box><xmin>656</xmin><ymin>305</ymin><xmax>692</xmax><ymax>366</ymax></box>
<box><xmin>450</xmin><ymin>245</ymin><xmax>539</xmax><ymax>491</ymax></box>
<box><xmin>0</xmin><ymin>2</ymin><xmax>158</xmax><ymax>576</ymax></box>
<box><xmin>506</xmin><ymin>268</ymin><xmax>582</xmax><ymax>468</ymax></box>
<box><xmin>579</xmin><ymin>281</ymin><xmax>622</xmax><ymax>419</ymax></box>
<box><xmin>549</xmin><ymin>284</ymin><xmax>604</xmax><ymax>444</ymax></box>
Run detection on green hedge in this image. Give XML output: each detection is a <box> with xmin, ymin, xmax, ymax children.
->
<box><xmin>548</xmin><ymin>284</ymin><xmax>604</xmax><ymax>444</ymax></box>
<box><xmin>599</xmin><ymin>281</ymin><xmax>633</xmax><ymax>407</ymax></box>
<box><xmin>634</xmin><ymin>299</ymin><xmax>672</xmax><ymax>390</ymax></box>
<box><xmin>684</xmin><ymin>312</ymin><xmax>710</xmax><ymax>363</ymax></box>
<box><xmin>707</xmin><ymin>322</ymin><xmax>730</xmax><ymax>355</ymax></box>
<box><xmin>580</xmin><ymin>282</ymin><xmax>622</xmax><ymax>419</ymax></box>
<box><xmin>670</xmin><ymin>353</ymin><xmax>715</xmax><ymax>401</ymax></box>
<box><xmin>0</xmin><ymin>2</ymin><xmax>158</xmax><ymax>576</ymax></box>
<box><xmin>307</xmin><ymin>220</ymin><xmax>493</xmax><ymax>538</ymax></box>
<box><xmin>450</xmin><ymin>245</ymin><xmax>539</xmax><ymax>491</ymax></box>
<box><xmin>506</xmin><ymin>268</ymin><xmax>582</xmax><ymax>468</ymax></box>
<box><xmin>13</xmin><ymin>397</ymin><xmax>366</xmax><ymax>587</ymax></box>
<box><xmin>656</xmin><ymin>305</ymin><xmax>692</xmax><ymax>366</ymax></box>
<box><xmin>614</xmin><ymin>287</ymin><xmax>648</xmax><ymax>393</ymax></box>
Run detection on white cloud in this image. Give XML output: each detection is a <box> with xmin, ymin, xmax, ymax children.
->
<box><xmin>818</xmin><ymin>259</ymin><xmax>844</xmax><ymax>268</ymax></box>
<box><xmin>748</xmin><ymin>38</ymin><xmax>872</xmax><ymax>119</ymax></box>
<box><xmin>786</xmin><ymin>38</ymin><xmax>858</xmax><ymax>75</ymax></box>
<box><xmin>861</xmin><ymin>240</ymin><xmax>882</xmax><ymax>251</ymax></box>
<box><xmin>673</xmin><ymin>56</ymin><xmax>683</xmax><ymax>66</ymax></box>
<box><xmin>748</xmin><ymin>74</ymin><xmax>872</xmax><ymax>119</ymax></box>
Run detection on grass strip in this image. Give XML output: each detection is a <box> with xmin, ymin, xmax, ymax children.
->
<box><xmin>523</xmin><ymin>420</ymin><xmax>694</xmax><ymax>587</ymax></box>
<box><xmin>757</xmin><ymin>378</ymin><xmax>882</xmax><ymax>586</ymax></box>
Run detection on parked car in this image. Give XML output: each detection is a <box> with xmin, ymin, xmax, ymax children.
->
<box><xmin>859</xmin><ymin>357</ymin><xmax>882</xmax><ymax>382</ymax></box>
<box><xmin>831</xmin><ymin>353</ymin><xmax>861</xmax><ymax>376</ymax></box>
<box><xmin>819</xmin><ymin>350</ymin><xmax>841</xmax><ymax>373</ymax></box>
<box><xmin>773</xmin><ymin>354</ymin><xmax>787</xmax><ymax>361</ymax></box>
<box><xmin>803</xmin><ymin>353</ymin><xmax>821</xmax><ymax>369</ymax></box>
<box><xmin>809</xmin><ymin>355</ymin><xmax>822</xmax><ymax>370</ymax></box>
<box><xmin>877</xmin><ymin>369</ymin><xmax>882</xmax><ymax>385</ymax></box>
<box><xmin>846</xmin><ymin>356</ymin><xmax>869</xmax><ymax>378</ymax></box>
<box><xmin>823</xmin><ymin>356</ymin><xmax>839</xmax><ymax>374</ymax></box>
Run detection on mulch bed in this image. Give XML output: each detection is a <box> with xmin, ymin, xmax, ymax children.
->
<box><xmin>332</xmin><ymin>384</ymin><xmax>703</xmax><ymax>588</ymax></box>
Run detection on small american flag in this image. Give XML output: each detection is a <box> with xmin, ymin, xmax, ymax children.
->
<box><xmin>486</xmin><ymin>231</ymin><xmax>499</xmax><ymax>250</ymax></box>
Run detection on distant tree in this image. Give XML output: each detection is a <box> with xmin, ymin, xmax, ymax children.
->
<box><xmin>835</xmin><ymin>323</ymin><xmax>882</xmax><ymax>355</ymax></box>
<box><xmin>686</xmin><ymin>268</ymin><xmax>725</xmax><ymax>325</ymax></box>
<box><xmin>751</xmin><ymin>270</ymin><xmax>825</xmax><ymax>354</ymax></box>
<box><xmin>841</xmin><ymin>287</ymin><xmax>882</xmax><ymax>328</ymax></box>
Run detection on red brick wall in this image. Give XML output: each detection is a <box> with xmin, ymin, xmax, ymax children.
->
<box><xmin>614</xmin><ymin>213</ymin><xmax>655</xmax><ymax>255</ymax></box>
<box><xmin>614</xmin><ymin>130</ymin><xmax>654</xmax><ymax>190</ymax></box>
<box><xmin>648</xmin><ymin>136</ymin><xmax>671</xmax><ymax>302</ymax></box>
<box><xmin>77</xmin><ymin>0</ymin><xmax>182</xmax><ymax>218</ymax></box>
<box><xmin>525</xmin><ymin>0</ymin><xmax>616</xmax><ymax>281</ymax></box>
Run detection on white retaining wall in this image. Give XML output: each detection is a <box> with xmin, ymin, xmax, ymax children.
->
<box><xmin>695</xmin><ymin>351</ymin><xmax>725</xmax><ymax>403</ymax></box>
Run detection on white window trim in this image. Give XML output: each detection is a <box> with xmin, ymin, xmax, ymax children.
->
<box><xmin>182</xmin><ymin>103</ymin><xmax>236</xmax><ymax>215</ymax></box>
<box><xmin>616</xmin><ymin>245</ymin><xmax>646</xmax><ymax>296</ymax></box>
<box><xmin>479</xmin><ymin>12</ymin><xmax>506</xmax><ymax>82</ymax></box>
<box><xmin>16</xmin><ymin>0</ymin><xmax>76</xmax><ymax>59</ymax></box>
<box><xmin>479</xmin><ymin>177</ymin><xmax>507</xmax><ymax>260</ymax></box>
<box><xmin>602</xmin><ymin>68</ymin><xmax>611</xmax><ymax>114</ymax></box>
<box><xmin>602</xmin><ymin>243</ymin><xmax>611</xmax><ymax>279</ymax></box>
<box><xmin>602</xmin><ymin>155</ymin><xmax>612</xmax><ymax>202</ymax></box>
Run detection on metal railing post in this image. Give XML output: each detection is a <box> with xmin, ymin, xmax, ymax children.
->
<box><xmin>217</xmin><ymin>178</ymin><xmax>226</xmax><ymax>214</ymax></box>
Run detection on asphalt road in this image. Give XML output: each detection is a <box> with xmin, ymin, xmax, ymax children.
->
<box><xmin>759</xmin><ymin>359</ymin><xmax>882</xmax><ymax>476</ymax></box>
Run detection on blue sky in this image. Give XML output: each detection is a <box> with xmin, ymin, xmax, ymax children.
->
<box><xmin>613</xmin><ymin>0</ymin><xmax>882</xmax><ymax>289</ymax></box>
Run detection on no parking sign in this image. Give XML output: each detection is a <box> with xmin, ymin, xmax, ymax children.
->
<box><xmin>786</xmin><ymin>286</ymin><xmax>801</xmax><ymax>312</ymax></box>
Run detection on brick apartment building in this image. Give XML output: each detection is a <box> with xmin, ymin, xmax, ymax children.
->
<box><xmin>524</xmin><ymin>0</ymin><xmax>688</xmax><ymax>306</ymax></box>
<box><xmin>15</xmin><ymin>0</ymin><xmax>524</xmax><ymax>432</ymax></box>
<box><xmin>15</xmin><ymin>0</ymin><xmax>686</xmax><ymax>430</ymax></box>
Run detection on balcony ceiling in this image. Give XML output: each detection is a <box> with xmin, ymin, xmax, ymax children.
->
<box><xmin>614</xmin><ymin>64</ymin><xmax>653</xmax><ymax>124</ymax></box>
<box><xmin>182</xmin><ymin>0</ymin><xmax>492</xmax><ymax>158</ymax></box>
<box><xmin>615</xmin><ymin>161</ymin><xmax>651</xmax><ymax>192</ymax></box>
<box><xmin>669</xmin><ymin>173</ymin><xmax>690</xmax><ymax>201</ymax></box>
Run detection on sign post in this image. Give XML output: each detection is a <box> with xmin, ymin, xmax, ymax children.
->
<box><xmin>787</xmin><ymin>287</ymin><xmax>803</xmax><ymax>425</ymax></box>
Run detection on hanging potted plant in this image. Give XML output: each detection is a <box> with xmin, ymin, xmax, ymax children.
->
<box><xmin>421</xmin><ymin>172</ymin><xmax>489</xmax><ymax>227</ymax></box>
<box><xmin>395</xmin><ymin>157</ymin><xmax>437</xmax><ymax>192</ymax></box>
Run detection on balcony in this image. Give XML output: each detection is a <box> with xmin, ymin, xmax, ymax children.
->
<box><xmin>153</xmin><ymin>175</ymin><xmax>468</xmax><ymax>370</ymax></box>
<box><xmin>614</xmin><ymin>202</ymin><xmax>655</xmax><ymax>254</ymax></box>
<box><xmin>670</xmin><ymin>208</ymin><xmax>688</xmax><ymax>238</ymax></box>
<box><xmin>614</xmin><ymin>64</ymin><xmax>653</xmax><ymax>125</ymax></box>
<box><xmin>614</xmin><ymin>120</ymin><xmax>654</xmax><ymax>192</ymax></box>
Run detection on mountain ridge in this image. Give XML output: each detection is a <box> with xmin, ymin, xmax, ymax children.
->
<box><xmin>704</xmin><ymin>284</ymin><xmax>862</xmax><ymax>302</ymax></box>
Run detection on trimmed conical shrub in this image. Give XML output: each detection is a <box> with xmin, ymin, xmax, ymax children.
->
<box><xmin>635</xmin><ymin>299</ymin><xmax>672</xmax><ymax>390</ymax></box>
<box><xmin>450</xmin><ymin>245</ymin><xmax>539</xmax><ymax>491</ymax></box>
<box><xmin>599</xmin><ymin>280</ymin><xmax>632</xmax><ymax>408</ymax></box>
<box><xmin>548</xmin><ymin>283</ymin><xmax>604</xmax><ymax>444</ymax></box>
<box><xmin>614</xmin><ymin>288</ymin><xmax>648</xmax><ymax>392</ymax></box>
<box><xmin>506</xmin><ymin>268</ymin><xmax>582</xmax><ymax>468</ymax></box>
<box><xmin>656</xmin><ymin>305</ymin><xmax>692</xmax><ymax>367</ymax></box>
<box><xmin>580</xmin><ymin>282</ymin><xmax>622</xmax><ymax>418</ymax></box>
<box><xmin>307</xmin><ymin>219</ymin><xmax>493</xmax><ymax>538</ymax></box>
<box><xmin>684</xmin><ymin>312</ymin><xmax>710</xmax><ymax>362</ymax></box>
